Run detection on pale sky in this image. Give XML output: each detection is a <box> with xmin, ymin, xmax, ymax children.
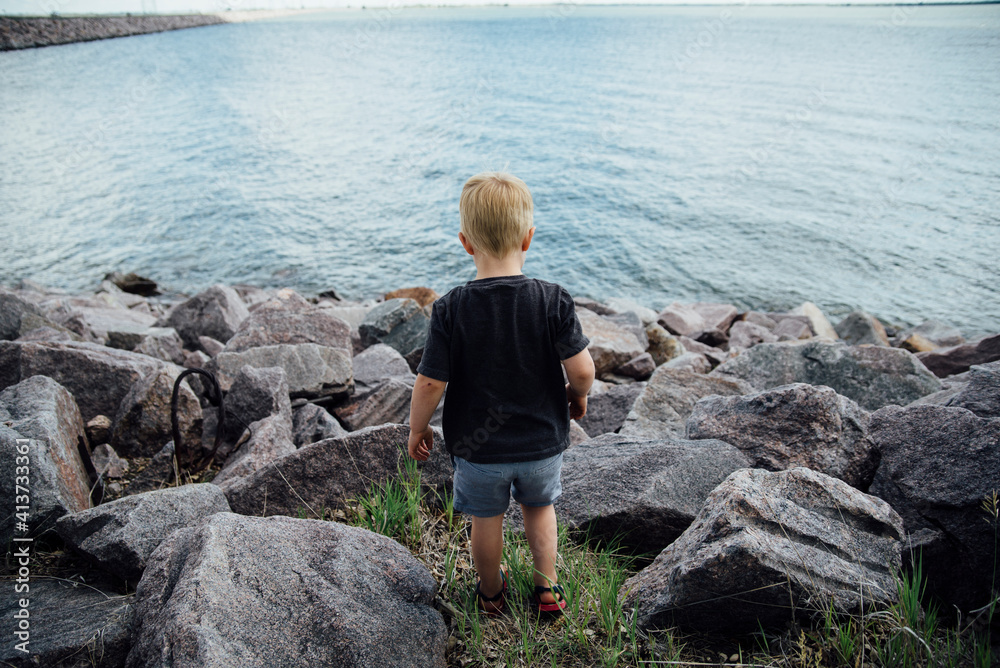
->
<box><xmin>0</xmin><ymin>0</ymin><xmax>977</xmax><ymax>16</ymax></box>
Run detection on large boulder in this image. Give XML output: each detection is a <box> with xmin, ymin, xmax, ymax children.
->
<box><xmin>0</xmin><ymin>376</ymin><xmax>91</xmax><ymax>544</ymax></box>
<box><xmin>212</xmin><ymin>413</ymin><xmax>296</xmax><ymax>490</ymax></box>
<box><xmin>108</xmin><ymin>326</ymin><xmax>185</xmax><ymax>365</ymax></box>
<box><xmin>686</xmin><ymin>383</ymin><xmax>879</xmax><ymax>490</ymax></box>
<box><xmin>358</xmin><ymin>298</ymin><xmax>430</xmax><ymax>360</ymax></box>
<box><xmin>160</xmin><ymin>284</ymin><xmax>250</xmax><ymax>349</ymax></box>
<box><xmin>621</xmin><ymin>467</ymin><xmax>904</xmax><ymax>633</ymax></box>
<box><xmin>352</xmin><ymin>343</ymin><xmax>415</xmax><ymax>393</ymax></box>
<box><xmin>220</xmin><ymin>365</ymin><xmax>292</xmax><ymax>446</ymax></box>
<box><xmin>126</xmin><ymin>513</ymin><xmax>447</xmax><ymax>668</ymax></box>
<box><xmin>292</xmin><ymin>403</ymin><xmax>348</xmax><ymax>447</ymax></box>
<box><xmin>552</xmin><ymin>434</ymin><xmax>750</xmax><ymax>554</ymax></box>
<box><xmin>223</xmin><ymin>289</ymin><xmax>352</xmax><ymax>353</ymax></box>
<box><xmin>0</xmin><ymin>340</ymin><xmax>167</xmax><ymax>422</ymax></box>
<box><xmin>657</xmin><ymin>302</ymin><xmax>738</xmax><ymax>339</ymax></box>
<box><xmin>56</xmin><ymin>483</ymin><xmax>230</xmax><ymax>581</ymax></box>
<box><xmin>576</xmin><ymin>383</ymin><xmax>645</xmax><ymax>437</ymax></box>
<box><xmin>943</xmin><ymin>360</ymin><xmax>1000</xmax><ymax>418</ymax></box>
<box><xmin>209</xmin><ymin>343</ymin><xmax>353</xmax><ymax>399</ymax></box>
<box><xmin>0</xmin><ymin>579</ymin><xmax>134</xmax><ymax>668</ymax></box>
<box><xmin>334</xmin><ymin>378</ymin><xmax>412</xmax><ymax>431</ymax></box>
<box><xmin>727</xmin><ymin>320</ymin><xmax>778</xmax><ymax>351</ymax></box>
<box><xmin>916</xmin><ymin>333</ymin><xmax>1000</xmax><ymax>378</ymax></box>
<box><xmin>109</xmin><ymin>367</ymin><xmax>202</xmax><ymax>458</ymax></box>
<box><xmin>869</xmin><ymin>404</ymin><xmax>1000</xmax><ymax>611</ymax></box>
<box><xmin>711</xmin><ymin>340</ymin><xmax>941</xmax><ymax>411</ymax></box>
<box><xmin>576</xmin><ymin>308</ymin><xmax>646</xmax><ymax>377</ymax></box>
<box><xmin>50</xmin><ymin>303</ymin><xmax>158</xmax><ymax>346</ymax></box>
<box><xmin>223</xmin><ymin>424</ymin><xmax>451</xmax><ymax>518</ymax></box>
<box><xmin>834</xmin><ymin>311</ymin><xmax>889</xmax><ymax>346</ymax></box>
<box><xmin>0</xmin><ymin>289</ymin><xmax>68</xmax><ymax>340</ymax></box>
<box><xmin>620</xmin><ymin>367</ymin><xmax>753</xmax><ymax>439</ymax></box>
<box><xmin>895</xmin><ymin>319</ymin><xmax>965</xmax><ymax>349</ymax></box>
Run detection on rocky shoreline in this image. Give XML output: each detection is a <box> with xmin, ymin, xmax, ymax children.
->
<box><xmin>0</xmin><ymin>10</ymin><xmax>313</xmax><ymax>50</ymax></box>
<box><xmin>0</xmin><ymin>15</ymin><xmax>228</xmax><ymax>50</ymax></box>
<box><xmin>1</xmin><ymin>273</ymin><xmax>997</xmax><ymax>666</ymax></box>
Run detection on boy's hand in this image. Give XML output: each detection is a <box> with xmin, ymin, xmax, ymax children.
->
<box><xmin>566</xmin><ymin>384</ymin><xmax>588</xmax><ymax>420</ymax></box>
<box><xmin>408</xmin><ymin>427</ymin><xmax>434</xmax><ymax>461</ymax></box>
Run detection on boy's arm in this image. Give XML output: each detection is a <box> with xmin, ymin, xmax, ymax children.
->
<box><xmin>408</xmin><ymin>373</ymin><xmax>447</xmax><ymax>461</ymax></box>
<box><xmin>562</xmin><ymin>348</ymin><xmax>595</xmax><ymax>420</ymax></box>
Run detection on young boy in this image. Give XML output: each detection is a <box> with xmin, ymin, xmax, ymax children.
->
<box><xmin>407</xmin><ymin>172</ymin><xmax>596</xmax><ymax>615</ymax></box>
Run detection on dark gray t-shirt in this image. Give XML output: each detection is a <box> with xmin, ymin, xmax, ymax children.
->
<box><xmin>417</xmin><ymin>274</ymin><xmax>590</xmax><ymax>464</ymax></box>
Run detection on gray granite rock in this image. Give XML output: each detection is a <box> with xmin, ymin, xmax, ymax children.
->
<box><xmin>869</xmin><ymin>404</ymin><xmax>1000</xmax><ymax>611</ymax></box>
<box><xmin>771</xmin><ymin>315</ymin><xmax>814</xmax><ymax>341</ymax></box>
<box><xmin>109</xmin><ymin>367</ymin><xmax>202</xmax><ymax>459</ymax></box>
<box><xmin>334</xmin><ymin>378</ymin><xmax>412</xmax><ymax>431</ymax></box>
<box><xmin>126</xmin><ymin>513</ymin><xmax>447</xmax><ymax>668</ymax></box>
<box><xmin>292</xmin><ymin>403</ymin><xmax>348</xmax><ymax>447</ymax></box>
<box><xmin>711</xmin><ymin>340</ymin><xmax>941</xmax><ymax>411</ymax></box>
<box><xmin>661</xmin><ymin>351</ymin><xmax>711</xmax><ymax>374</ymax></box>
<box><xmin>224</xmin><ymin>424</ymin><xmax>451</xmax><ymax>518</ymax></box>
<box><xmin>91</xmin><ymin>443</ymin><xmax>128</xmax><ymax>478</ymax></box>
<box><xmin>916</xmin><ymin>333</ymin><xmax>1000</xmax><ymax>378</ymax></box>
<box><xmin>0</xmin><ymin>579</ymin><xmax>133</xmax><ymax>668</ymax></box>
<box><xmin>359</xmin><ymin>298</ymin><xmax>430</xmax><ymax>360</ymax></box>
<box><xmin>835</xmin><ymin>311</ymin><xmax>890</xmax><ymax>346</ymax></box>
<box><xmin>943</xmin><ymin>360</ymin><xmax>1000</xmax><ymax>418</ymax></box>
<box><xmin>895</xmin><ymin>319</ymin><xmax>965</xmax><ymax>349</ymax></box>
<box><xmin>220</xmin><ymin>365</ymin><xmax>292</xmax><ymax>446</ymax></box>
<box><xmin>209</xmin><ymin>343</ymin><xmax>353</xmax><ymax>399</ymax></box>
<box><xmin>577</xmin><ymin>308</ymin><xmax>647</xmax><ymax>376</ymax></box>
<box><xmin>116</xmin><ymin>326</ymin><xmax>185</xmax><ymax>365</ymax></box>
<box><xmin>577</xmin><ymin>382</ymin><xmax>645</xmax><ymax>437</ymax></box>
<box><xmin>352</xmin><ymin>343</ymin><xmax>416</xmax><ymax>393</ymax></box>
<box><xmin>56</xmin><ymin>483</ymin><xmax>230</xmax><ymax>581</ymax></box>
<box><xmin>0</xmin><ymin>288</ymin><xmax>68</xmax><ymax>341</ymax></box>
<box><xmin>213</xmin><ymin>413</ymin><xmax>296</xmax><ymax>490</ymax></box>
<box><xmin>604</xmin><ymin>297</ymin><xmax>659</xmax><ymax>326</ymax></box>
<box><xmin>553</xmin><ymin>434</ymin><xmax>750</xmax><ymax>555</ymax></box>
<box><xmin>620</xmin><ymin>367</ymin><xmax>753</xmax><ymax>439</ymax></box>
<box><xmin>622</xmin><ymin>467</ymin><xmax>903</xmax><ymax>633</ymax></box>
<box><xmin>0</xmin><ymin>376</ymin><xmax>91</xmax><ymax>544</ymax></box>
<box><xmin>223</xmin><ymin>289</ymin><xmax>352</xmax><ymax>353</ymax></box>
<box><xmin>160</xmin><ymin>284</ymin><xmax>250</xmax><ymax>349</ymax></box>
<box><xmin>728</xmin><ymin>320</ymin><xmax>778</xmax><ymax>351</ymax></box>
<box><xmin>686</xmin><ymin>383</ymin><xmax>878</xmax><ymax>490</ymax></box>
<box><xmin>615</xmin><ymin>353</ymin><xmax>655</xmax><ymax>381</ymax></box>
<box><xmin>0</xmin><ymin>340</ymin><xmax>168</xmax><ymax>423</ymax></box>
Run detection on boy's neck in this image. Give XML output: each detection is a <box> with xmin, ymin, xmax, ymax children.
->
<box><xmin>472</xmin><ymin>251</ymin><xmax>526</xmax><ymax>281</ymax></box>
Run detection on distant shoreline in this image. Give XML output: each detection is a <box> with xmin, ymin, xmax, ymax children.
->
<box><xmin>0</xmin><ymin>10</ymin><xmax>322</xmax><ymax>51</ymax></box>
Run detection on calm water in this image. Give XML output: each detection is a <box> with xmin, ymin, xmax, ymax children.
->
<box><xmin>1</xmin><ymin>5</ymin><xmax>998</xmax><ymax>335</ymax></box>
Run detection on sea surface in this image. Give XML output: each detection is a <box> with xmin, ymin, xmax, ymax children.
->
<box><xmin>1</xmin><ymin>5</ymin><xmax>998</xmax><ymax>335</ymax></box>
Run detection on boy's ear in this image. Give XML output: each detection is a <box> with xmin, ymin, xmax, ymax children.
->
<box><xmin>522</xmin><ymin>227</ymin><xmax>536</xmax><ymax>252</ymax></box>
<box><xmin>458</xmin><ymin>232</ymin><xmax>476</xmax><ymax>256</ymax></box>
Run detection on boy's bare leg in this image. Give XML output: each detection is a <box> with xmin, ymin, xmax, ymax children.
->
<box><xmin>521</xmin><ymin>504</ymin><xmax>560</xmax><ymax>604</ymax></box>
<box><xmin>470</xmin><ymin>514</ymin><xmax>505</xmax><ymax>611</ymax></box>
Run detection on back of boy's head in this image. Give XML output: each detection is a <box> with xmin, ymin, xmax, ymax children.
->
<box><xmin>459</xmin><ymin>172</ymin><xmax>534</xmax><ymax>259</ymax></box>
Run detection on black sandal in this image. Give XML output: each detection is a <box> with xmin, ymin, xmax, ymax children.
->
<box><xmin>475</xmin><ymin>567</ymin><xmax>507</xmax><ymax>616</ymax></box>
<box><xmin>533</xmin><ymin>584</ymin><xmax>567</xmax><ymax>614</ymax></box>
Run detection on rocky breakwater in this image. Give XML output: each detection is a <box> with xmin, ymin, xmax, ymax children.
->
<box><xmin>0</xmin><ymin>14</ymin><xmax>227</xmax><ymax>50</ymax></box>
<box><xmin>1</xmin><ymin>276</ymin><xmax>998</xmax><ymax>665</ymax></box>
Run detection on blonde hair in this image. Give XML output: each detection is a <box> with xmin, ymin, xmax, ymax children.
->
<box><xmin>459</xmin><ymin>172</ymin><xmax>534</xmax><ymax>259</ymax></box>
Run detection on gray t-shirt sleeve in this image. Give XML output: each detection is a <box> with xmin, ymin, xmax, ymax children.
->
<box><xmin>416</xmin><ymin>299</ymin><xmax>451</xmax><ymax>382</ymax></box>
<box><xmin>555</xmin><ymin>288</ymin><xmax>590</xmax><ymax>360</ymax></box>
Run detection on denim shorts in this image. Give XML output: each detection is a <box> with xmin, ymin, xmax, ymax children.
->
<box><xmin>452</xmin><ymin>453</ymin><xmax>563</xmax><ymax>518</ymax></box>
